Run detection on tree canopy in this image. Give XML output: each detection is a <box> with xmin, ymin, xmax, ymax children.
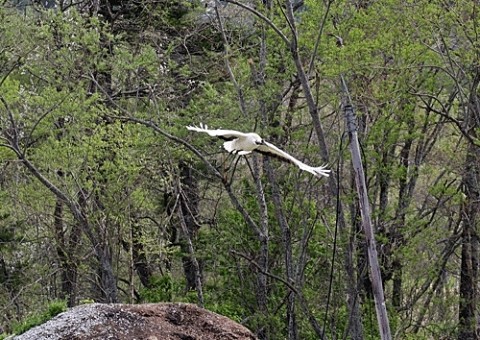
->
<box><xmin>0</xmin><ymin>0</ymin><xmax>479</xmax><ymax>339</ymax></box>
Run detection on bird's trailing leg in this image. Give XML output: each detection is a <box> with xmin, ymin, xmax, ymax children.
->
<box><xmin>226</xmin><ymin>155</ymin><xmax>242</xmax><ymax>186</ymax></box>
<box><xmin>221</xmin><ymin>150</ymin><xmax>238</xmax><ymax>172</ymax></box>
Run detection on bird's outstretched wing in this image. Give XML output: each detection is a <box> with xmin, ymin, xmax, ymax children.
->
<box><xmin>186</xmin><ymin>123</ymin><xmax>247</xmax><ymax>140</ymax></box>
<box><xmin>256</xmin><ymin>141</ymin><xmax>330</xmax><ymax>178</ymax></box>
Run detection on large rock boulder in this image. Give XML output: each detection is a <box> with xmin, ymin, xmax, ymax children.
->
<box><xmin>14</xmin><ymin>303</ymin><xmax>257</xmax><ymax>340</ymax></box>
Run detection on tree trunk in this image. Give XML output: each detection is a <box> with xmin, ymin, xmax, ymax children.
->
<box><xmin>53</xmin><ymin>199</ymin><xmax>74</xmax><ymax>306</ymax></box>
<box><xmin>179</xmin><ymin>162</ymin><xmax>202</xmax><ymax>292</ymax></box>
<box><xmin>96</xmin><ymin>246</ymin><xmax>117</xmax><ymax>303</ymax></box>
<box><xmin>389</xmin><ymin>126</ymin><xmax>414</xmax><ymax>309</ymax></box>
<box><xmin>344</xmin><ymin>102</ymin><xmax>392</xmax><ymax>340</ymax></box>
<box><xmin>458</xmin><ymin>73</ymin><xmax>480</xmax><ymax>340</ymax></box>
<box><xmin>391</xmin><ymin>259</ymin><xmax>402</xmax><ymax>308</ymax></box>
<box><xmin>176</xmin><ymin>163</ymin><xmax>204</xmax><ymax>307</ymax></box>
<box><xmin>264</xmin><ymin>158</ymin><xmax>297</xmax><ymax>340</ymax></box>
<box><xmin>458</xmin><ymin>144</ymin><xmax>480</xmax><ymax>340</ymax></box>
<box><xmin>251</xmin><ymin>155</ymin><xmax>270</xmax><ymax>340</ymax></box>
<box><xmin>131</xmin><ymin>222</ymin><xmax>154</xmax><ymax>288</ymax></box>
<box><xmin>53</xmin><ymin>198</ymin><xmax>82</xmax><ymax>307</ymax></box>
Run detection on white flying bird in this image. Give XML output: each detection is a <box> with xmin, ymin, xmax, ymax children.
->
<box><xmin>186</xmin><ymin>123</ymin><xmax>330</xmax><ymax>178</ymax></box>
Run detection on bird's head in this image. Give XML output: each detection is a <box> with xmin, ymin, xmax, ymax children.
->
<box><xmin>248</xmin><ymin>133</ymin><xmax>265</xmax><ymax>146</ymax></box>
<box><xmin>249</xmin><ymin>132</ymin><xmax>265</xmax><ymax>145</ymax></box>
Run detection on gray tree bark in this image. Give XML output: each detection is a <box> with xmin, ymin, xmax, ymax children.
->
<box><xmin>458</xmin><ymin>73</ymin><xmax>480</xmax><ymax>340</ymax></box>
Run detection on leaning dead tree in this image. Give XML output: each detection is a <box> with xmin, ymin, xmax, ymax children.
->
<box><xmin>341</xmin><ymin>76</ymin><xmax>392</xmax><ymax>340</ymax></box>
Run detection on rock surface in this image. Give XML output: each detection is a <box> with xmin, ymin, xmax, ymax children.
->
<box><xmin>13</xmin><ymin>303</ymin><xmax>257</xmax><ymax>340</ymax></box>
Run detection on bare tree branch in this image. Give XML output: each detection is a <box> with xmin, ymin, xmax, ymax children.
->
<box><xmin>222</xmin><ymin>0</ymin><xmax>290</xmax><ymax>46</ymax></box>
<box><xmin>307</xmin><ymin>0</ymin><xmax>333</xmax><ymax>76</ymax></box>
<box><xmin>214</xmin><ymin>5</ymin><xmax>247</xmax><ymax>116</ymax></box>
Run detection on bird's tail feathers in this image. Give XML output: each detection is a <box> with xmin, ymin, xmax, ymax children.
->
<box><xmin>312</xmin><ymin>166</ymin><xmax>331</xmax><ymax>178</ymax></box>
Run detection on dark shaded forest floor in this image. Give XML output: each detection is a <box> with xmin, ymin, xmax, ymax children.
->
<box><xmin>13</xmin><ymin>303</ymin><xmax>257</xmax><ymax>340</ymax></box>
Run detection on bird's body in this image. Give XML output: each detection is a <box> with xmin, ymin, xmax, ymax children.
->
<box><xmin>221</xmin><ymin>133</ymin><xmax>262</xmax><ymax>155</ymax></box>
<box><xmin>187</xmin><ymin>123</ymin><xmax>330</xmax><ymax>178</ymax></box>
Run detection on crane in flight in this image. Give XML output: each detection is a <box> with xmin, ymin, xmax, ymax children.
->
<box><xmin>187</xmin><ymin>123</ymin><xmax>330</xmax><ymax>178</ymax></box>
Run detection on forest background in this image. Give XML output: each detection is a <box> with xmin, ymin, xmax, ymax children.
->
<box><xmin>1</xmin><ymin>0</ymin><xmax>479</xmax><ymax>339</ymax></box>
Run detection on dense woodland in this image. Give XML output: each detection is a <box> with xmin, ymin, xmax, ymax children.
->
<box><xmin>0</xmin><ymin>0</ymin><xmax>479</xmax><ymax>339</ymax></box>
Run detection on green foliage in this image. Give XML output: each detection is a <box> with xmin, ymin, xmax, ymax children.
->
<box><xmin>8</xmin><ymin>300</ymin><xmax>67</xmax><ymax>336</ymax></box>
<box><xmin>139</xmin><ymin>275</ymin><xmax>179</xmax><ymax>303</ymax></box>
<box><xmin>0</xmin><ymin>0</ymin><xmax>479</xmax><ymax>338</ymax></box>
